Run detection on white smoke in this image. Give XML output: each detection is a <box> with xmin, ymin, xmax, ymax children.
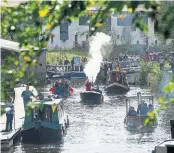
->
<box><xmin>84</xmin><ymin>32</ymin><xmax>111</xmax><ymax>82</ymax></box>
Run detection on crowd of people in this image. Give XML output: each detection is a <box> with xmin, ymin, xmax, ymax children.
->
<box><xmin>49</xmin><ymin>79</ymin><xmax>73</xmax><ymax>98</ymax></box>
<box><xmin>127</xmin><ymin>100</ymin><xmax>154</xmax><ymax>116</ymax></box>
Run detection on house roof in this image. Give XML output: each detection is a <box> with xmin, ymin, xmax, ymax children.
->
<box><xmin>0</xmin><ymin>39</ymin><xmax>29</xmax><ymax>52</ymax></box>
<box><xmin>0</xmin><ymin>39</ymin><xmax>46</xmax><ymax>52</ymax></box>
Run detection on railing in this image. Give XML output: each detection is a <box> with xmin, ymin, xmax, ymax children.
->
<box><xmin>46</xmin><ymin>64</ymin><xmax>85</xmax><ymax>73</ymax></box>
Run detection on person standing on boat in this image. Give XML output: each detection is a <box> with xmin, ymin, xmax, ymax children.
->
<box><xmin>85</xmin><ymin>79</ymin><xmax>92</xmax><ymax>91</ymax></box>
<box><xmin>137</xmin><ymin>100</ymin><xmax>148</xmax><ymax>115</ymax></box>
<box><xmin>116</xmin><ymin>64</ymin><xmax>120</xmax><ymax>71</ymax></box>
<box><xmin>148</xmin><ymin>104</ymin><xmax>154</xmax><ymax>112</ymax></box>
<box><xmin>145</xmin><ymin>52</ymin><xmax>149</xmax><ymax>61</ymax></box>
<box><xmin>127</xmin><ymin>106</ymin><xmax>137</xmax><ymax>116</ymax></box>
<box><xmin>4</xmin><ymin>97</ymin><xmax>14</xmax><ymax>132</ymax></box>
<box><xmin>21</xmin><ymin>86</ymin><xmax>37</xmax><ymax>110</ymax></box>
<box><xmin>64</xmin><ymin>80</ymin><xmax>69</xmax><ymax>97</ymax></box>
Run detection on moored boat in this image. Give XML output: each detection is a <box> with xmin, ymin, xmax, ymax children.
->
<box><xmin>124</xmin><ymin>92</ymin><xmax>157</xmax><ymax>132</ymax></box>
<box><xmin>22</xmin><ymin>94</ymin><xmax>69</xmax><ymax>143</ymax></box>
<box><xmin>105</xmin><ymin>70</ymin><xmax>130</xmax><ymax>94</ymax></box>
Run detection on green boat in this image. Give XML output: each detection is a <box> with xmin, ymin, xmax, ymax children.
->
<box><xmin>22</xmin><ymin>94</ymin><xmax>69</xmax><ymax>143</ymax></box>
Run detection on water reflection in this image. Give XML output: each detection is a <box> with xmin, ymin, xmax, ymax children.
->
<box><xmin>13</xmin><ymin>87</ymin><xmax>172</xmax><ymax>153</ymax></box>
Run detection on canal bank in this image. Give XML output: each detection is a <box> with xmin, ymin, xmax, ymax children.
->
<box><xmin>9</xmin><ymin>86</ymin><xmax>173</xmax><ymax>153</ymax></box>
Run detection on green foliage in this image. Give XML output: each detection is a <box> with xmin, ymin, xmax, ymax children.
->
<box><xmin>139</xmin><ymin>61</ymin><xmax>162</xmax><ymax>91</ymax></box>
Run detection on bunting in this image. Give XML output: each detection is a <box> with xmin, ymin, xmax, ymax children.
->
<box><xmin>40</xmin><ymin>103</ymin><xmax>44</xmax><ymax>111</ymax></box>
<box><xmin>51</xmin><ymin>103</ymin><xmax>57</xmax><ymax>113</ymax></box>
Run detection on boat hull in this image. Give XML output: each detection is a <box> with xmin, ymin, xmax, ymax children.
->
<box><xmin>22</xmin><ymin>126</ymin><xmax>65</xmax><ymax>143</ymax></box>
<box><xmin>106</xmin><ymin>82</ymin><xmax>130</xmax><ymax>94</ymax></box>
<box><xmin>80</xmin><ymin>91</ymin><xmax>104</xmax><ymax>104</ymax></box>
<box><xmin>124</xmin><ymin>116</ymin><xmax>157</xmax><ymax>132</ymax></box>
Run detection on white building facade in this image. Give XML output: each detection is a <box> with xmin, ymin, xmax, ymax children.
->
<box><xmin>47</xmin><ymin>11</ymin><xmax>158</xmax><ymax>50</ymax></box>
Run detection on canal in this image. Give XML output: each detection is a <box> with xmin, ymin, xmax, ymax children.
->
<box><xmin>13</xmin><ymin>86</ymin><xmax>173</xmax><ymax>153</ymax></box>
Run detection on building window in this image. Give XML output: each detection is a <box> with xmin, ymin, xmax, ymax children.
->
<box><xmin>155</xmin><ymin>40</ymin><xmax>157</xmax><ymax>45</ymax></box>
<box><xmin>60</xmin><ymin>20</ymin><xmax>69</xmax><ymax>41</ymax></box>
<box><xmin>86</xmin><ymin>35</ymin><xmax>88</xmax><ymax>40</ymax></box>
<box><xmin>51</xmin><ymin>34</ymin><xmax>54</xmax><ymax>44</ymax></box>
<box><xmin>75</xmin><ymin>33</ymin><xmax>78</xmax><ymax>47</ymax></box>
<box><xmin>79</xmin><ymin>16</ymin><xmax>91</xmax><ymax>25</ymax></box>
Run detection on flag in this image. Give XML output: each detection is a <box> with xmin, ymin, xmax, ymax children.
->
<box><xmin>51</xmin><ymin>103</ymin><xmax>57</xmax><ymax>113</ymax></box>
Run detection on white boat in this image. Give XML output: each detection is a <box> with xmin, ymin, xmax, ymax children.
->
<box><xmin>152</xmin><ymin>139</ymin><xmax>174</xmax><ymax>153</ymax></box>
<box><xmin>124</xmin><ymin>92</ymin><xmax>157</xmax><ymax>131</ymax></box>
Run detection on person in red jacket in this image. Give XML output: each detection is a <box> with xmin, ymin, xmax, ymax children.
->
<box><xmin>49</xmin><ymin>87</ymin><xmax>55</xmax><ymax>94</ymax></box>
<box><xmin>85</xmin><ymin>79</ymin><xmax>92</xmax><ymax>91</ymax></box>
<box><xmin>145</xmin><ymin>52</ymin><xmax>149</xmax><ymax>61</ymax></box>
<box><xmin>69</xmin><ymin>87</ymin><xmax>74</xmax><ymax>94</ymax></box>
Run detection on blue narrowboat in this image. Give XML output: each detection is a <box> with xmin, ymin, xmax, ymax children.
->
<box><xmin>22</xmin><ymin>94</ymin><xmax>69</xmax><ymax>143</ymax></box>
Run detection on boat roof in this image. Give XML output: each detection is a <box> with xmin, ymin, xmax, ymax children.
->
<box><xmin>81</xmin><ymin>91</ymin><xmax>101</xmax><ymax>95</ymax></box>
<box><xmin>33</xmin><ymin>98</ymin><xmax>63</xmax><ymax>105</ymax></box>
<box><xmin>111</xmin><ymin>70</ymin><xmax>126</xmax><ymax>74</ymax></box>
<box><xmin>125</xmin><ymin>94</ymin><xmax>153</xmax><ymax>99</ymax></box>
<box><xmin>157</xmin><ymin>139</ymin><xmax>174</xmax><ymax>147</ymax></box>
<box><xmin>52</xmin><ymin>75</ymin><xmax>70</xmax><ymax>79</ymax></box>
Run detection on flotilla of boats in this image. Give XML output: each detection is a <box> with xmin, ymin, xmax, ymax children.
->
<box><xmin>3</xmin><ymin>57</ymin><xmax>165</xmax><ymax>153</ymax></box>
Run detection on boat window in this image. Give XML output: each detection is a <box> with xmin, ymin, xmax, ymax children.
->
<box><xmin>33</xmin><ymin>108</ymin><xmax>39</xmax><ymax>119</ymax></box>
<box><xmin>74</xmin><ymin>65</ymin><xmax>80</xmax><ymax>71</ymax></box>
<box><xmin>32</xmin><ymin>108</ymin><xmax>44</xmax><ymax>121</ymax></box>
<box><xmin>43</xmin><ymin>106</ymin><xmax>52</xmax><ymax>122</ymax></box>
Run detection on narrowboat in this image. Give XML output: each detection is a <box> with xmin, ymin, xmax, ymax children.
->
<box><xmin>22</xmin><ymin>94</ymin><xmax>69</xmax><ymax>143</ymax></box>
<box><xmin>105</xmin><ymin>70</ymin><xmax>130</xmax><ymax>95</ymax></box>
<box><xmin>124</xmin><ymin>92</ymin><xmax>157</xmax><ymax>132</ymax></box>
<box><xmin>80</xmin><ymin>88</ymin><xmax>104</xmax><ymax>104</ymax></box>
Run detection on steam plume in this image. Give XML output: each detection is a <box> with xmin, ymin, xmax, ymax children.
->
<box><xmin>84</xmin><ymin>32</ymin><xmax>111</xmax><ymax>82</ymax></box>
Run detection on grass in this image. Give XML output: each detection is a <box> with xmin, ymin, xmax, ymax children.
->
<box><xmin>46</xmin><ymin>50</ymin><xmax>87</xmax><ymax>65</ymax></box>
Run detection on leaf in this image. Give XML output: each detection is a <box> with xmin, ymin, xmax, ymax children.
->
<box><xmin>128</xmin><ymin>8</ymin><xmax>133</xmax><ymax>13</ymax></box>
<box><xmin>144</xmin><ymin>118</ymin><xmax>149</xmax><ymax>126</ymax></box>
<box><xmin>89</xmin><ymin>0</ymin><xmax>95</xmax><ymax>5</ymax></box>
<box><xmin>158</xmin><ymin>96</ymin><xmax>165</xmax><ymax>103</ymax></box>
<box><xmin>96</xmin><ymin>23</ymin><xmax>103</xmax><ymax>27</ymax></box>
<box><xmin>39</xmin><ymin>8</ymin><xmax>49</xmax><ymax>17</ymax></box>
<box><xmin>24</xmin><ymin>56</ymin><xmax>31</xmax><ymax>62</ymax></box>
<box><xmin>46</xmin><ymin>23</ymin><xmax>51</xmax><ymax>29</ymax></box>
<box><xmin>169</xmin><ymin>98</ymin><xmax>174</xmax><ymax>103</ymax></box>
<box><xmin>163</xmin><ymin>84</ymin><xmax>173</xmax><ymax>93</ymax></box>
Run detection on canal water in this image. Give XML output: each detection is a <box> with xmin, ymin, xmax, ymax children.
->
<box><xmin>13</xmin><ymin>86</ymin><xmax>173</xmax><ymax>153</ymax></box>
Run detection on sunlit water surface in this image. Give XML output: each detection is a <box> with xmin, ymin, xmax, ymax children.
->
<box><xmin>13</xmin><ymin>86</ymin><xmax>173</xmax><ymax>153</ymax></box>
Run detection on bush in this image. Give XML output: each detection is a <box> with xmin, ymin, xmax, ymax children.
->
<box><xmin>139</xmin><ymin>60</ymin><xmax>162</xmax><ymax>92</ymax></box>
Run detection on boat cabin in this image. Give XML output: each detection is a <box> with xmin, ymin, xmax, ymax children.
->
<box><xmin>125</xmin><ymin>92</ymin><xmax>154</xmax><ymax>116</ymax></box>
<box><xmin>23</xmin><ymin>94</ymin><xmax>67</xmax><ymax>129</ymax></box>
<box><xmin>124</xmin><ymin>92</ymin><xmax>156</xmax><ymax>129</ymax></box>
<box><xmin>108</xmin><ymin>71</ymin><xmax>127</xmax><ymax>84</ymax></box>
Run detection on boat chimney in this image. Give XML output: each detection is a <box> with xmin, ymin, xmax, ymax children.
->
<box><xmin>137</xmin><ymin>92</ymin><xmax>141</xmax><ymax>105</ymax></box>
<box><xmin>170</xmin><ymin>120</ymin><xmax>174</xmax><ymax>139</ymax></box>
